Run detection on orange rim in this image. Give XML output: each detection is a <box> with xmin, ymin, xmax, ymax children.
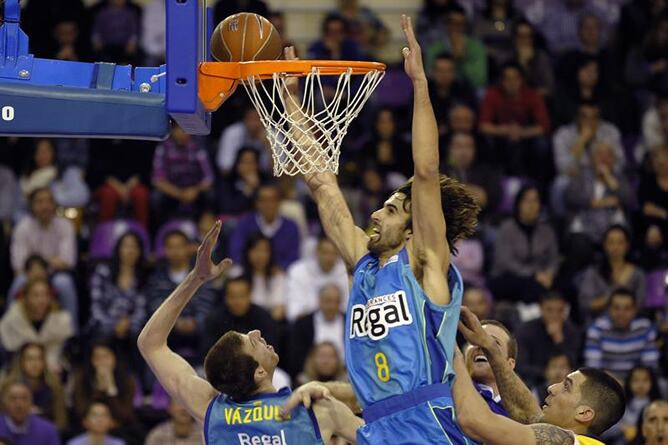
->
<box><xmin>199</xmin><ymin>60</ymin><xmax>386</xmax><ymax>80</ymax></box>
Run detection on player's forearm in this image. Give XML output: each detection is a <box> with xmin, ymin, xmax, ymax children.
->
<box><xmin>485</xmin><ymin>346</ymin><xmax>542</xmax><ymax>424</ymax></box>
<box><xmin>321</xmin><ymin>381</ymin><xmax>361</xmax><ymax>414</ymax></box>
<box><xmin>411</xmin><ymin>79</ymin><xmax>439</xmax><ymax>177</ymax></box>
<box><xmin>453</xmin><ymin>354</ymin><xmax>494</xmax><ymax>441</ymax></box>
<box><xmin>137</xmin><ymin>272</ymin><xmax>205</xmax><ymax>353</ymax></box>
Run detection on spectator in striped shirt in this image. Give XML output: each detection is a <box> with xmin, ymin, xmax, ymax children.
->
<box><xmin>584</xmin><ymin>288</ymin><xmax>660</xmax><ymax>381</ymax></box>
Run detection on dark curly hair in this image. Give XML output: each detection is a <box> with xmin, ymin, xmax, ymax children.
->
<box><xmin>204</xmin><ymin>331</ymin><xmax>259</xmax><ymax>401</ymax></box>
<box><xmin>394</xmin><ymin>175</ymin><xmax>480</xmax><ymax>254</ymax></box>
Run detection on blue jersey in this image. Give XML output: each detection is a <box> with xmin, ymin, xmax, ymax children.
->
<box><xmin>204</xmin><ymin>387</ymin><xmax>324</xmax><ymax>445</ymax></box>
<box><xmin>345</xmin><ymin>247</ymin><xmax>463</xmax><ymax>408</ymax></box>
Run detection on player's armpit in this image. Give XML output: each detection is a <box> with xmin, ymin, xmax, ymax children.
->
<box><xmin>530</xmin><ymin>424</ymin><xmax>575</xmax><ymax>445</ymax></box>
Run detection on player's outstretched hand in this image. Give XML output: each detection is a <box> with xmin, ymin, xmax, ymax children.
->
<box><xmin>458</xmin><ymin>306</ymin><xmax>495</xmax><ymax>351</ymax></box>
<box><xmin>400</xmin><ymin>14</ymin><xmax>426</xmax><ymax>83</ymax></box>
<box><xmin>281</xmin><ymin>382</ymin><xmax>333</xmax><ymax>415</ymax></box>
<box><xmin>283</xmin><ymin>46</ymin><xmax>299</xmax><ymax>95</ymax></box>
<box><xmin>193</xmin><ymin>221</ymin><xmax>232</xmax><ymax>282</ymax></box>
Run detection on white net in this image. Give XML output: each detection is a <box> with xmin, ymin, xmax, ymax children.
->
<box><xmin>241</xmin><ymin>67</ymin><xmax>385</xmax><ymax>176</ymax></box>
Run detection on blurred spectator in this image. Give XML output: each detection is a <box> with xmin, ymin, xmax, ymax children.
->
<box><xmin>144</xmin><ymin>399</ymin><xmax>200</xmax><ymax>445</ymax></box>
<box><xmin>0</xmin><ymin>382</ymin><xmax>59</xmax><ymax>445</ymax></box>
<box><xmin>531</xmin><ymin>353</ymin><xmax>573</xmax><ymax>406</ymax></box>
<box><xmin>565</xmin><ymin>142</ymin><xmax>632</xmax><ymax>244</ymax></box>
<box><xmin>216</xmin><ymin>108</ymin><xmax>268</xmax><ymax>175</ymax></box>
<box><xmin>490</xmin><ymin>185</ymin><xmax>559</xmax><ymax>303</ymax></box>
<box><xmin>239</xmin><ymin>234</ymin><xmax>287</xmax><ymax>321</ymax></box>
<box><xmin>507</xmin><ymin>19</ymin><xmax>554</xmax><ymax>97</ymax></box>
<box><xmin>151</xmin><ymin>126</ymin><xmax>213</xmax><ymax>222</ymax></box>
<box><xmin>9</xmin><ymin>256</ymin><xmax>52</xmax><ymax>302</ymax></box>
<box><xmin>621</xmin><ymin>366</ymin><xmax>663</xmax><ymax>443</ymax></box>
<box><xmin>443</xmin><ymin>132</ymin><xmax>501</xmax><ymax>217</ymax></box>
<box><xmin>21</xmin><ymin>0</ymin><xmax>88</xmax><ymax>59</ymax></box>
<box><xmin>1</xmin><ymin>343</ymin><xmax>67</xmax><ymax>431</ymax></box>
<box><xmin>479</xmin><ymin>62</ymin><xmax>550</xmax><ymax>179</ymax></box>
<box><xmin>531</xmin><ymin>1</ymin><xmax>608</xmax><ymax>54</ymax></box>
<box><xmin>10</xmin><ymin>188</ymin><xmax>78</xmax><ymax>327</ymax></box>
<box><xmin>0</xmin><ymin>279</ymin><xmax>73</xmax><ymax>373</ymax></box>
<box><xmin>214</xmin><ymin>0</ymin><xmax>269</xmax><ymax>27</ymax></box>
<box><xmin>626</xmin><ymin>15</ymin><xmax>668</xmax><ymax>95</ymax></box>
<box><xmin>141</xmin><ymin>0</ymin><xmax>166</xmax><ymax>65</ymax></box>
<box><xmin>358</xmin><ymin>108</ymin><xmax>412</xmax><ymax>181</ymax></box>
<box><xmin>307</xmin><ymin>14</ymin><xmax>365</xmax><ymax>61</ymax></box>
<box><xmin>67</xmin><ymin>401</ymin><xmax>125</xmax><ymax>445</ymax></box>
<box><xmin>462</xmin><ymin>285</ymin><xmax>492</xmax><ymax>321</ymax></box>
<box><xmin>51</xmin><ymin>20</ymin><xmax>89</xmax><ymax>62</ymax></box>
<box><xmin>228</xmin><ymin>184</ymin><xmax>301</xmax><ymax>269</ymax></box>
<box><xmin>0</xmin><ymin>166</ymin><xmax>17</xmax><ymax>224</ymax></box>
<box><xmin>473</xmin><ymin>0</ymin><xmax>519</xmax><ymax>69</ymax></box>
<box><xmin>584</xmin><ymin>289</ymin><xmax>659</xmax><ymax>380</ymax></box>
<box><xmin>72</xmin><ymin>342</ymin><xmax>136</xmax><ymax>428</ymax></box>
<box><xmin>638</xmin><ymin>95</ymin><xmax>668</xmax><ymax>164</ymax></box>
<box><xmin>416</xmin><ymin>0</ymin><xmax>461</xmax><ymax>49</ymax></box>
<box><xmin>426</xmin><ymin>6</ymin><xmax>488</xmax><ymax>89</ymax></box>
<box><xmin>452</xmin><ymin>236</ymin><xmax>486</xmax><ymax>287</ymax></box>
<box><xmin>296</xmin><ymin>342</ymin><xmax>346</xmax><ymax>387</ymax></box>
<box><xmin>448</xmin><ymin>103</ymin><xmax>477</xmax><ymax>134</ymax></box>
<box><xmin>203</xmin><ymin>275</ymin><xmax>279</xmax><ymax>355</ymax></box>
<box><xmin>289</xmin><ymin>284</ymin><xmax>345</xmax><ymax>377</ymax></box>
<box><xmin>268</xmin><ymin>11</ymin><xmax>295</xmax><ymax>49</ymax></box>
<box><xmin>88</xmin><ymin>232</ymin><xmax>147</xmax><ymax>359</ymax></box>
<box><xmin>618</xmin><ymin>0</ymin><xmax>667</xmax><ymax>58</ymax></box>
<box><xmin>19</xmin><ymin>139</ymin><xmax>57</xmax><ymax>199</ymax></box>
<box><xmin>636</xmin><ymin>400</ymin><xmax>668</xmax><ymax>445</ymax></box>
<box><xmin>342</xmin><ymin>163</ymin><xmax>390</xmax><ymax>227</ymax></box>
<box><xmin>578</xmin><ymin>225</ymin><xmax>646</xmax><ymax>320</ymax></box>
<box><xmin>217</xmin><ymin>147</ymin><xmax>266</xmax><ymax>215</ymax></box>
<box><xmin>147</xmin><ymin>230</ymin><xmax>215</xmax><ymax>362</ymax></box>
<box><xmin>638</xmin><ymin>146</ymin><xmax>668</xmax><ymax>268</ymax></box>
<box><xmin>428</xmin><ymin>53</ymin><xmax>477</xmax><ymax>137</ymax></box>
<box><xmin>285</xmin><ymin>237</ymin><xmax>349</xmax><ymax>322</ymax></box>
<box><xmin>330</xmin><ymin>0</ymin><xmax>388</xmax><ymax>56</ymax></box>
<box><xmin>516</xmin><ymin>292</ymin><xmax>582</xmax><ymax>387</ymax></box>
<box><xmin>91</xmin><ymin>0</ymin><xmax>139</xmax><ymax>64</ymax></box>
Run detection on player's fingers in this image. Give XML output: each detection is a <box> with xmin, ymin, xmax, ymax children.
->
<box><xmin>303</xmin><ymin>393</ymin><xmax>312</xmax><ymax>409</ymax></box>
<box><xmin>402</xmin><ymin>15</ymin><xmax>418</xmax><ymax>48</ymax></box>
<box><xmin>281</xmin><ymin>394</ymin><xmax>300</xmax><ymax>415</ymax></box>
<box><xmin>322</xmin><ymin>388</ymin><xmax>333</xmax><ymax>400</ymax></box>
<box><xmin>200</xmin><ymin>220</ymin><xmax>221</xmax><ymax>252</ymax></box>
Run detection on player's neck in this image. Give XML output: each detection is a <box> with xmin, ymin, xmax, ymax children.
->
<box><xmin>378</xmin><ymin>244</ymin><xmax>405</xmax><ymax>266</ymax></box>
<box><xmin>256</xmin><ymin>380</ymin><xmax>277</xmax><ymax>395</ymax></box>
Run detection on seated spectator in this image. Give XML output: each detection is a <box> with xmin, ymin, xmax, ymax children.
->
<box><xmin>141</xmin><ymin>0</ymin><xmax>165</xmax><ymax>65</ymax></box>
<box><xmin>10</xmin><ymin>255</ymin><xmax>53</xmax><ymax>301</ymax></box>
<box><xmin>479</xmin><ymin>62</ymin><xmax>550</xmax><ymax>180</ymax></box>
<box><xmin>565</xmin><ymin>142</ymin><xmax>632</xmax><ymax>245</ymax></box>
<box><xmin>19</xmin><ymin>139</ymin><xmax>57</xmax><ymax>199</ymax></box>
<box><xmin>584</xmin><ymin>289</ymin><xmax>660</xmax><ymax>381</ymax></box>
<box><xmin>447</xmin><ymin>103</ymin><xmax>477</xmax><ymax>135</ymax></box>
<box><xmin>0</xmin><ymin>382</ymin><xmax>59</xmax><ymax>445</ymax></box>
<box><xmin>307</xmin><ymin>14</ymin><xmax>365</xmax><ymax>61</ymax></box>
<box><xmin>342</xmin><ymin>163</ymin><xmax>390</xmax><ymax>227</ymax></box>
<box><xmin>285</xmin><ymin>237</ymin><xmax>349</xmax><ymax>322</ymax></box>
<box><xmin>330</xmin><ymin>0</ymin><xmax>389</xmax><ymax>56</ymax></box>
<box><xmin>426</xmin><ymin>6</ymin><xmax>487</xmax><ymax>88</ymax></box>
<box><xmin>490</xmin><ymin>185</ymin><xmax>559</xmax><ymax>303</ymax></box>
<box><xmin>516</xmin><ymin>292</ymin><xmax>582</xmax><ymax>387</ymax></box>
<box><xmin>638</xmin><ymin>95</ymin><xmax>668</xmax><ymax>164</ymax></box>
<box><xmin>578</xmin><ymin>225</ymin><xmax>645</xmax><ymax>319</ymax></box>
<box><xmin>507</xmin><ymin>19</ymin><xmax>554</xmax><ymax>97</ymax></box>
<box><xmin>52</xmin><ymin>19</ymin><xmax>90</xmax><ymax>62</ymax></box>
<box><xmin>67</xmin><ymin>401</ymin><xmax>125</xmax><ymax>445</ymax></box>
<box><xmin>144</xmin><ymin>398</ymin><xmax>200</xmax><ymax>445</ymax></box>
<box><xmin>531</xmin><ymin>353</ymin><xmax>573</xmax><ymax>406</ymax></box>
<box><xmin>638</xmin><ymin>146</ymin><xmax>668</xmax><ymax>269</ymax></box>
<box><xmin>228</xmin><ymin>184</ymin><xmax>301</xmax><ymax>269</ymax></box>
<box><xmin>462</xmin><ymin>285</ymin><xmax>492</xmax><ymax>321</ymax></box>
<box><xmin>296</xmin><ymin>342</ymin><xmax>347</xmax><ymax>387</ymax></box>
<box><xmin>416</xmin><ymin>0</ymin><xmax>459</xmax><ymax>49</ymax></box>
<box><xmin>621</xmin><ymin>366</ymin><xmax>664</xmax><ymax>443</ymax></box>
<box><xmin>217</xmin><ymin>108</ymin><xmax>268</xmax><ymax>175</ymax></box>
<box><xmin>152</xmin><ymin>125</ymin><xmax>213</xmax><ymax>223</ymax></box>
<box><xmin>217</xmin><ymin>147</ymin><xmax>266</xmax><ymax>216</ymax></box>
<box><xmin>146</xmin><ymin>230</ymin><xmax>215</xmax><ymax>363</ymax></box>
<box><xmin>91</xmin><ymin>0</ymin><xmax>139</xmax><ymax>64</ymax></box>
<box><xmin>0</xmin><ymin>279</ymin><xmax>73</xmax><ymax>373</ymax></box>
<box><xmin>428</xmin><ymin>53</ymin><xmax>477</xmax><ymax>136</ymax></box>
<box><xmin>1</xmin><ymin>343</ymin><xmax>67</xmax><ymax>431</ymax></box>
<box><xmin>88</xmin><ymin>232</ymin><xmax>147</xmax><ymax>364</ymax></box>
<box><xmin>289</xmin><ymin>284</ymin><xmax>345</xmax><ymax>377</ymax></box>
<box><xmin>626</xmin><ymin>15</ymin><xmax>668</xmax><ymax>95</ymax></box>
<box><xmin>72</xmin><ymin>341</ymin><xmax>136</xmax><ymax>429</ymax></box>
<box><xmin>452</xmin><ymin>236</ymin><xmax>486</xmax><ymax>286</ymax></box>
<box><xmin>203</xmin><ymin>275</ymin><xmax>279</xmax><ymax>355</ymax></box>
<box><xmin>357</xmin><ymin>108</ymin><xmax>412</xmax><ymax>181</ymax></box>
<box><xmin>0</xmin><ymin>164</ymin><xmax>16</xmax><ymax>225</ymax></box>
<box><xmin>635</xmin><ymin>400</ymin><xmax>668</xmax><ymax>445</ymax></box>
<box><xmin>473</xmin><ymin>0</ymin><xmax>518</xmax><ymax>69</ymax></box>
<box><xmin>442</xmin><ymin>132</ymin><xmax>501</xmax><ymax>218</ymax></box>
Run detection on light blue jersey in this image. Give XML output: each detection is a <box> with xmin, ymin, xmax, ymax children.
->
<box><xmin>204</xmin><ymin>387</ymin><xmax>324</xmax><ymax>445</ymax></box>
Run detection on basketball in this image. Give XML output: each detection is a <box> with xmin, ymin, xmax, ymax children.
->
<box><xmin>210</xmin><ymin>12</ymin><xmax>283</xmax><ymax>62</ymax></box>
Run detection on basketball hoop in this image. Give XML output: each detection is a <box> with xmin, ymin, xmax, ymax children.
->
<box><xmin>199</xmin><ymin>60</ymin><xmax>386</xmax><ymax>176</ymax></box>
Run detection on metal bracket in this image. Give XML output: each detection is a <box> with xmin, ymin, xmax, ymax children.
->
<box><xmin>0</xmin><ymin>0</ymin><xmax>34</xmax><ymax>80</ymax></box>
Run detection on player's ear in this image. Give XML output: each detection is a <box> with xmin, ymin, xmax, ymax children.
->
<box><xmin>507</xmin><ymin>357</ymin><xmax>516</xmax><ymax>370</ymax></box>
<box><xmin>574</xmin><ymin>404</ymin><xmax>595</xmax><ymax>424</ymax></box>
<box><xmin>254</xmin><ymin>366</ymin><xmax>267</xmax><ymax>384</ymax></box>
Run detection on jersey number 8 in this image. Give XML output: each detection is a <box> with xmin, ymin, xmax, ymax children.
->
<box><xmin>374</xmin><ymin>352</ymin><xmax>390</xmax><ymax>382</ymax></box>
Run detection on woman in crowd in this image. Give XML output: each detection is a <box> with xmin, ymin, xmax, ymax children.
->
<box><xmin>296</xmin><ymin>342</ymin><xmax>347</xmax><ymax>386</ymax></box>
<box><xmin>217</xmin><ymin>147</ymin><xmax>265</xmax><ymax>216</ymax></box>
<box><xmin>620</xmin><ymin>366</ymin><xmax>664</xmax><ymax>443</ymax></box>
<box><xmin>638</xmin><ymin>145</ymin><xmax>668</xmax><ymax>269</ymax></box>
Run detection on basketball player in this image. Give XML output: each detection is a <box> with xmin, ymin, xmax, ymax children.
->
<box><xmin>291</xmin><ymin>15</ymin><xmax>479</xmax><ymax>444</ymax></box>
<box><xmin>137</xmin><ymin>221</ymin><xmax>363</xmax><ymax>445</ymax></box>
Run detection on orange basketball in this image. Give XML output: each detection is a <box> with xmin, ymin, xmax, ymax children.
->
<box><xmin>210</xmin><ymin>12</ymin><xmax>283</xmax><ymax>62</ymax></box>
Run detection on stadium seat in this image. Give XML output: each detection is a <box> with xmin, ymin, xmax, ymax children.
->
<box><xmin>645</xmin><ymin>268</ymin><xmax>668</xmax><ymax>308</ymax></box>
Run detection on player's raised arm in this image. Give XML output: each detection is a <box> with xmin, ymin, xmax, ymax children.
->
<box><xmin>282</xmin><ymin>46</ymin><xmax>368</xmax><ymax>268</ymax></box>
<box><xmin>137</xmin><ymin>221</ymin><xmax>232</xmax><ymax>423</ymax></box>
<box><xmin>452</xmin><ymin>348</ymin><xmax>574</xmax><ymax>445</ymax></box>
<box><xmin>401</xmin><ymin>15</ymin><xmax>451</xmax><ymax>304</ymax></box>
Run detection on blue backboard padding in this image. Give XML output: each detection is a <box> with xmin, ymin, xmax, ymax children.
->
<box><xmin>0</xmin><ymin>82</ymin><xmax>169</xmax><ymax>140</ymax></box>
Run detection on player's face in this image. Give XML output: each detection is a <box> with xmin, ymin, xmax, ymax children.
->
<box><xmin>642</xmin><ymin>403</ymin><xmax>668</xmax><ymax>445</ymax></box>
<box><xmin>368</xmin><ymin>193</ymin><xmax>411</xmax><ymax>255</ymax></box>
<box><xmin>540</xmin><ymin>371</ymin><xmax>585</xmax><ymax>428</ymax></box>
<box><xmin>466</xmin><ymin>324</ymin><xmax>511</xmax><ymax>384</ymax></box>
<box><xmin>243</xmin><ymin>330</ymin><xmax>279</xmax><ymax>374</ymax></box>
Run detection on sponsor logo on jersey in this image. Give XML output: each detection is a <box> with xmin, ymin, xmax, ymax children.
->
<box><xmin>349</xmin><ymin>290</ymin><xmax>413</xmax><ymax>340</ymax></box>
<box><xmin>237</xmin><ymin>430</ymin><xmax>287</xmax><ymax>445</ymax></box>
<box><xmin>224</xmin><ymin>403</ymin><xmax>288</xmax><ymax>425</ymax></box>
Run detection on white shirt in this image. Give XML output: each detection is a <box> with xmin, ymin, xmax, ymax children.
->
<box><xmin>251</xmin><ymin>272</ymin><xmax>287</xmax><ymax>309</ymax></box>
<box><xmin>313</xmin><ymin>311</ymin><xmax>345</xmax><ymax>360</ymax></box>
<box><xmin>285</xmin><ymin>258</ymin><xmax>350</xmax><ymax>322</ymax></box>
<box><xmin>10</xmin><ymin>215</ymin><xmax>76</xmax><ymax>273</ymax></box>
<box><xmin>141</xmin><ymin>0</ymin><xmax>165</xmax><ymax>58</ymax></box>
<box><xmin>216</xmin><ymin>121</ymin><xmax>268</xmax><ymax>173</ymax></box>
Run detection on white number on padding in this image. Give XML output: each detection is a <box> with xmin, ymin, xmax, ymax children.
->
<box><xmin>1</xmin><ymin>106</ymin><xmax>14</xmax><ymax>122</ymax></box>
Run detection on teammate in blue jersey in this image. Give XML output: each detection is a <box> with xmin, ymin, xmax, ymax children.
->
<box><xmin>294</xmin><ymin>14</ymin><xmax>480</xmax><ymax>444</ymax></box>
<box><xmin>137</xmin><ymin>221</ymin><xmax>363</xmax><ymax>445</ymax></box>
